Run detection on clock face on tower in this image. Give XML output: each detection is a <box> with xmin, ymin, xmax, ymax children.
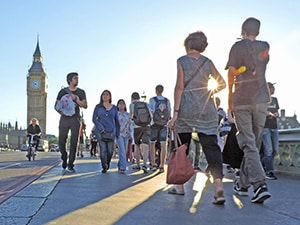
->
<box><xmin>31</xmin><ymin>79</ymin><xmax>40</xmax><ymax>89</ymax></box>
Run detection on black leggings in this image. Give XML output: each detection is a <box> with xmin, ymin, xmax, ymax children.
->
<box><xmin>90</xmin><ymin>141</ymin><xmax>97</xmax><ymax>155</ymax></box>
<box><xmin>178</xmin><ymin>132</ymin><xmax>224</xmax><ymax>180</ymax></box>
<box><xmin>28</xmin><ymin>136</ymin><xmax>39</xmax><ymax>149</ymax></box>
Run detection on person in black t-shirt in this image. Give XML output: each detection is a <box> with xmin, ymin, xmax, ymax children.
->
<box><xmin>55</xmin><ymin>72</ymin><xmax>87</xmax><ymax>173</ymax></box>
<box><xmin>261</xmin><ymin>82</ymin><xmax>279</xmax><ymax>180</ymax></box>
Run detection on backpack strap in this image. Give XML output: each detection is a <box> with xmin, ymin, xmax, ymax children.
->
<box><xmin>64</xmin><ymin>87</ymin><xmax>72</xmax><ymax>95</ymax></box>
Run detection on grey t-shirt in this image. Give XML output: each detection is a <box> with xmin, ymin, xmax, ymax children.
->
<box><xmin>226</xmin><ymin>39</ymin><xmax>270</xmax><ymax>106</ymax></box>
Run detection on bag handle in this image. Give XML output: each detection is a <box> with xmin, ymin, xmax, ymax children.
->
<box><xmin>172</xmin><ymin>127</ymin><xmax>183</xmax><ymax>150</ymax></box>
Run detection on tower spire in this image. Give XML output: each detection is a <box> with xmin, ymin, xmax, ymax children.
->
<box><xmin>33</xmin><ymin>35</ymin><xmax>42</xmax><ymax>62</ymax></box>
<box><xmin>28</xmin><ymin>35</ymin><xmax>45</xmax><ymax>73</ymax></box>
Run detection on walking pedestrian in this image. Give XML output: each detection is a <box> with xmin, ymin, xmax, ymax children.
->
<box><xmin>226</xmin><ymin>17</ymin><xmax>271</xmax><ymax>203</ymax></box>
<box><xmin>130</xmin><ymin>92</ymin><xmax>151</xmax><ymax>172</ymax></box>
<box><xmin>90</xmin><ymin>127</ymin><xmax>98</xmax><ymax>157</ymax></box>
<box><xmin>55</xmin><ymin>72</ymin><xmax>88</xmax><ymax>173</ymax></box>
<box><xmin>168</xmin><ymin>31</ymin><xmax>226</xmax><ymax>204</ymax></box>
<box><xmin>92</xmin><ymin>90</ymin><xmax>120</xmax><ymax>173</ymax></box>
<box><xmin>116</xmin><ymin>99</ymin><xmax>132</xmax><ymax>174</ymax></box>
<box><xmin>149</xmin><ymin>85</ymin><xmax>171</xmax><ymax>173</ymax></box>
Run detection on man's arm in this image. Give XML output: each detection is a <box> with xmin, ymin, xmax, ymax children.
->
<box><xmin>227</xmin><ymin>66</ymin><xmax>236</xmax><ymax>111</ymax></box>
<box><xmin>75</xmin><ymin>98</ymin><xmax>87</xmax><ymax>109</ymax></box>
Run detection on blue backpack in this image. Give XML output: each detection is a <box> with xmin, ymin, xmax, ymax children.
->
<box><xmin>153</xmin><ymin>97</ymin><xmax>169</xmax><ymax>125</ymax></box>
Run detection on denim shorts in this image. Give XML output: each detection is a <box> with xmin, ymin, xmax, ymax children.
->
<box><xmin>150</xmin><ymin>124</ymin><xmax>168</xmax><ymax>142</ymax></box>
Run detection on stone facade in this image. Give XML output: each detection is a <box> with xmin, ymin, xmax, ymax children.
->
<box><xmin>27</xmin><ymin>40</ymin><xmax>48</xmax><ymax>136</ymax></box>
<box><xmin>0</xmin><ymin>122</ymin><xmax>27</xmax><ymax>150</ymax></box>
<box><xmin>278</xmin><ymin>109</ymin><xmax>300</xmax><ymax>129</ymax></box>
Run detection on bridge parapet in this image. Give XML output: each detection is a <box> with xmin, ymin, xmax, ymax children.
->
<box><xmin>276</xmin><ymin>128</ymin><xmax>300</xmax><ymax>174</ymax></box>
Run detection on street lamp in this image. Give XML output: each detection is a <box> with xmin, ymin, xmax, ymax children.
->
<box><xmin>141</xmin><ymin>91</ymin><xmax>147</xmax><ymax>102</ymax></box>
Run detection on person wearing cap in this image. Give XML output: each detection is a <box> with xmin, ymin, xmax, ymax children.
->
<box><xmin>261</xmin><ymin>82</ymin><xmax>279</xmax><ymax>180</ymax></box>
<box><xmin>55</xmin><ymin>72</ymin><xmax>88</xmax><ymax>173</ymax></box>
<box><xmin>226</xmin><ymin>17</ymin><xmax>271</xmax><ymax>203</ymax></box>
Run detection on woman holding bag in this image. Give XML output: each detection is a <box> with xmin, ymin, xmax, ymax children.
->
<box><xmin>168</xmin><ymin>31</ymin><xmax>226</xmax><ymax>204</ymax></box>
<box><xmin>92</xmin><ymin>90</ymin><xmax>120</xmax><ymax>173</ymax></box>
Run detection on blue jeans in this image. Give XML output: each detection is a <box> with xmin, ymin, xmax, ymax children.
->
<box><xmin>116</xmin><ymin>135</ymin><xmax>130</xmax><ymax>171</ymax></box>
<box><xmin>261</xmin><ymin>128</ymin><xmax>278</xmax><ymax>172</ymax></box>
<box><xmin>233</xmin><ymin>103</ymin><xmax>268</xmax><ymax>190</ymax></box>
<box><xmin>95</xmin><ymin>131</ymin><xmax>114</xmax><ymax>170</ymax></box>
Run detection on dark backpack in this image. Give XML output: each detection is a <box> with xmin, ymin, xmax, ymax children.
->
<box><xmin>133</xmin><ymin>101</ymin><xmax>151</xmax><ymax>126</ymax></box>
<box><xmin>153</xmin><ymin>97</ymin><xmax>169</xmax><ymax>125</ymax></box>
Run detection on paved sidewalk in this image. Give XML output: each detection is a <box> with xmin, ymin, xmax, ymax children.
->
<box><xmin>0</xmin><ymin>156</ymin><xmax>299</xmax><ymax>225</ymax></box>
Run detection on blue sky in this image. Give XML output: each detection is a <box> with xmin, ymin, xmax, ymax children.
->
<box><xmin>1</xmin><ymin>0</ymin><xmax>299</xmax><ymax>136</ymax></box>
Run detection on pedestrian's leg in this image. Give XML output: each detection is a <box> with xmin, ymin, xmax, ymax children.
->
<box><xmin>58</xmin><ymin>118</ymin><xmax>69</xmax><ymax>169</ymax></box>
<box><xmin>98</xmin><ymin>140</ymin><xmax>108</xmax><ymax>171</ymax></box>
<box><xmin>158</xmin><ymin>126</ymin><xmax>167</xmax><ymax>170</ymax></box>
<box><xmin>68</xmin><ymin>118</ymin><xmax>80</xmax><ymax>169</ymax></box>
<box><xmin>142</xmin><ymin>143</ymin><xmax>149</xmax><ymax>167</ymax></box>
<box><xmin>198</xmin><ymin>133</ymin><xmax>223</xmax><ymax>180</ymax></box>
<box><xmin>271</xmin><ymin>129</ymin><xmax>279</xmax><ymax>171</ymax></box>
<box><xmin>234</xmin><ymin>104</ymin><xmax>266</xmax><ymax>190</ymax></box>
<box><xmin>159</xmin><ymin>141</ymin><xmax>167</xmax><ymax>169</ymax></box>
<box><xmin>107</xmin><ymin>141</ymin><xmax>114</xmax><ymax>169</ymax></box>
<box><xmin>262</xmin><ymin>128</ymin><xmax>273</xmax><ymax>172</ymax></box>
<box><xmin>198</xmin><ymin>133</ymin><xmax>225</xmax><ymax>203</ymax></box>
<box><xmin>150</xmin><ymin>141</ymin><xmax>156</xmax><ymax>167</ymax></box>
<box><xmin>117</xmin><ymin>137</ymin><xmax>128</xmax><ymax>171</ymax></box>
<box><xmin>194</xmin><ymin>140</ymin><xmax>201</xmax><ymax>168</ymax></box>
<box><xmin>135</xmin><ymin>144</ymin><xmax>141</xmax><ymax>167</ymax></box>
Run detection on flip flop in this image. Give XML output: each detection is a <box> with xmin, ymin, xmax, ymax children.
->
<box><xmin>168</xmin><ymin>188</ymin><xmax>185</xmax><ymax>195</ymax></box>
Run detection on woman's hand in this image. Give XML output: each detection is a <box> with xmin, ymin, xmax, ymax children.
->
<box><xmin>168</xmin><ymin>115</ymin><xmax>177</xmax><ymax>130</ymax></box>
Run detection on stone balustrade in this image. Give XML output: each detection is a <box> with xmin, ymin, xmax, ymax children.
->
<box><xmin>275</xmin><ymin>128</ymin><xmax>300</xmax><ymax>175</ymax></box>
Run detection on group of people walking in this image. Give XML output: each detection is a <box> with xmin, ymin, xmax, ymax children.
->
<box><xmin>53</xmin><ymin>17</ymin><xmax>278</xmax><ymax>206</ymax></box>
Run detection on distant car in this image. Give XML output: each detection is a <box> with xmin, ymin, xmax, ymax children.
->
<box><xmin>49</xmin><ymin>144</ymin><xmax>59</xmax><ymax>152</ymax></box>
<box><xmin>21</xmin><ymin>144</ymin><xmax>28</xmax><ymax>151</ymax></box>
<box><xmin>49</xmin><ymin>148</ymin><xmax>58</xmax><ymax>152</ymax></box>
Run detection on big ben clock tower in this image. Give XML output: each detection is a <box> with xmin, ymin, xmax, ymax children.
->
<box><xmin>27</xmin><ymin>39</ymin><xmax>47</xmax><ymax>136</ymax></box>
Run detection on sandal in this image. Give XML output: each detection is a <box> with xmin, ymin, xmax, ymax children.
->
<box><xmin>213</xmin><ymin>189</ymin><xmax>226</xmax><ymax>205</ymax></box>
<box><xmin>213</xmin><ymin>195</ymin><xmax>226</xmax><ymax>205</ymax></box>
<box><xmin>168</xmin><ymin>188</ymin><xmax>185</xmax><ymax>195</ymax></box>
